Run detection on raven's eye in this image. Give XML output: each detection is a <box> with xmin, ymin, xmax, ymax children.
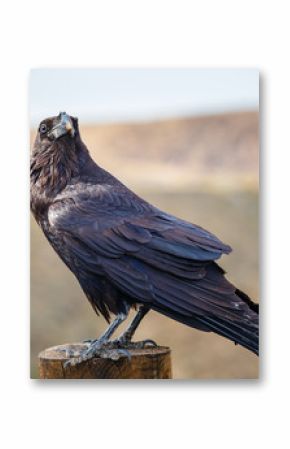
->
<box><xmin>39</xmin><ymin>123</ymin><xmax>48</xmax><ymax>134</ymax></box>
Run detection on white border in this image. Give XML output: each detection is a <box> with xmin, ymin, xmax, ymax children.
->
<box><xmin>1</xmin><ymin>1</ymin><xmax>288</xmax><ymax>448</ymax></box>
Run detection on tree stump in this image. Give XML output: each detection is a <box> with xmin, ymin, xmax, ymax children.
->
<box><xmin>38</xmin><ymin>343</ymin><xmax>172</xmax><ymax>379</ymax></box>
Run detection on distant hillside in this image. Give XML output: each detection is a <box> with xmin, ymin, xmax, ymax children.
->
<box><xmin>31</xmin><ymin>111</ymin><xmax>259</xmax><ymax>191</ymax></box>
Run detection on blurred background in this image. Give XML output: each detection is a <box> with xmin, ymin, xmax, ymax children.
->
<box><xmin>30</xmin><ymin>68</ymin><xmax>259</xmax><ymax>379</ymax></box>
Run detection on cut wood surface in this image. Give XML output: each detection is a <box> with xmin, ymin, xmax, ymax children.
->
<box><xmin>38</xmin><ymin>343</ymin><xmax>172</xmax><ymax>379</ymax></box>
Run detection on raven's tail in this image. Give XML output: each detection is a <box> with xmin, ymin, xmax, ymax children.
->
<box><xmin>194</xmin><ymin>306</ymin><xmax>259</xmax><ymax>355</ymax></box>
<box><xmin>152</xmin><ymin>290</ymin><xmax>259</xmax><ymax>355</ymax></box>
<box><xmin>236</xmin><ymin>288</ymin><xmax>259</xmax><ymax>314</ymax></box>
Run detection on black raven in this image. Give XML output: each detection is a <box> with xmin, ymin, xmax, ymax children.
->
<box><xmin>31</xmin><ymin>112</ymin><xmax>259</xmax><ymax>364</ymax></box>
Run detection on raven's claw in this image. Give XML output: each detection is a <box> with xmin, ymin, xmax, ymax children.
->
<box><xmin>111</xmin><ymin>338</ymin><xmax>158</xmax><ymax>349</ymax></box>
<box><xmin>62</xmin><ymin>337</ymin><xmax>158</xmax><ymax>368</ymax></box>
<box><xmin>63</xmin><ymin>340</ymin><xmax>131</xmax><ymax>368</ymax></box>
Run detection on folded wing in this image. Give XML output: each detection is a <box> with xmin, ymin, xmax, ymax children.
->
<box><xmin>48</xmin><ymin>183</ymin><xmax>258</xmax><ymax>354</ymax></box>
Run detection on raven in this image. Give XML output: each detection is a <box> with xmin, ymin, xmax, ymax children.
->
<box><xmin>31</xmin><ymin>112</ymin><xmax>259</xmax><ymax>364</ymax></box>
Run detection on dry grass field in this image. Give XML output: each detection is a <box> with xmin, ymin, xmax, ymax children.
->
<box><xmin>30</xmin><ymin>111</ymin><xmax>259</xmax><ymax>379</ymax></box>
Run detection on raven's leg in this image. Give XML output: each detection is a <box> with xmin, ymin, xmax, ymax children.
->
<box><xmin>83</xmin><ymin>303</ymin><xmax>131</xmax><ymax>345</ymax></box>
<box><xmin>112</xmin><ymin>306</ymin><xmax>157</xmax><ymax>349</ymax></box>
<box><xmin>64</xmin><ymin>309</ymin><xmax>130</xmax><ymax>367</ymax></box>
<box><xmin>97</xmin><ymin>310</ymin><xmax>129</xmax><ymax>342</ymax></box>
<box><xmin>118</xmin><ymin>306</ymin><xmax>149</xmax><ymax>342</ymax></box>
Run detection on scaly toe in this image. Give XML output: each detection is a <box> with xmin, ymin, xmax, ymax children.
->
<box><xmin>63</xmin><ymin>341</ymin><xmax>131</xmax><ymax>368</ymax></box>
<box><xmin>111</xmin><ymin>338</ymin><xmax>158</xmax><ymax>350</ymax></box>
<box><xmin>140</xmin><ymin>339</ymin><xmax>158</xmax><ymax>348</ymax></box>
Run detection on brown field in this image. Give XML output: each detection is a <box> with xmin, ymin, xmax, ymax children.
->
<box><xmin>30</xmin><ymin>111</ymin><xmax>259</xmax><ymax>379</ymax></box>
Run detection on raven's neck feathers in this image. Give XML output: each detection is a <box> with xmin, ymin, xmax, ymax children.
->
<box><xmin>30</xmin><ymin>136</ymin><xmax>108</xmax><ymax>219</ymax></box>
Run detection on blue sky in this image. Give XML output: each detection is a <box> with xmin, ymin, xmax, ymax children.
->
<box><xmin>30</xmin><ymin>68</ymin><xmax>259</xmax><ymax>126</ymax></box>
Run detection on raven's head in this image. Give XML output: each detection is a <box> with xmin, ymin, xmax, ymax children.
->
<box><xmin>36</xmin><ymin>112</ymin><xmax>78</xmax><ymax>144</ymax></box>
<box><xmin>32</xmin><ymin>112</ymin><xmax>81</xmax><ymax>163</ymax></box>
<box><xmin>31</xmin><ymin>112</ymin><xmax>88</xmax><ymax>198</ymax></box>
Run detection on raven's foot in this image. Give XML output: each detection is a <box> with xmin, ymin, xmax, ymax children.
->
<box><xmin>63</xmin><ymin>341</ymin><xmax>131</xmax><ymax>368</ymax></box>
<box><xmin>111</xmin><ymin>338</ymin><xmax>158</xmax><ymax>350</ymax></box>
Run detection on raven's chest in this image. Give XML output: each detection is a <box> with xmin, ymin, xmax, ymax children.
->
<box><xmin>37</xmin><ymin>219</ymin><xmax>76</xmax><ymax>275</ymax></box>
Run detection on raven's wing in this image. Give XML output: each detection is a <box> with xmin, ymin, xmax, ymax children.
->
<box><xmin>49</xmin><ymin>183</ymin><xmax>258</xmax><ymax>353</ymax></box>
<box><xmin>48</xmin><ymin>182</ymin><xmax>231</xmax><ymax>282</ymax></box>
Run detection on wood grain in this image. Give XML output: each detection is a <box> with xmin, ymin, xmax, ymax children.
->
<box><xmin>38</xmin><ymin>343</ymin><xmax>172</xmax><ymax>379</ymax></box>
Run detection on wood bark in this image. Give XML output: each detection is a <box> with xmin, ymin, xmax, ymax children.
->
<box><xmin>38</xmin><ymin>343</ymin><xmax>172</xmax><ymax>379</ymax></box>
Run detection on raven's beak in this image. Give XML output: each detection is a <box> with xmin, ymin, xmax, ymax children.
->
<box><xmin>48</xmin><ymin>112</ymin><xmax>75</xmax><ymax>140</ymax></box>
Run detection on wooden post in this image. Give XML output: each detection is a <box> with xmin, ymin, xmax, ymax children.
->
<box><xmin>38</xmin><ymin>343</ymin><xmax>172</xmax><ymax>379</ymax></box>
